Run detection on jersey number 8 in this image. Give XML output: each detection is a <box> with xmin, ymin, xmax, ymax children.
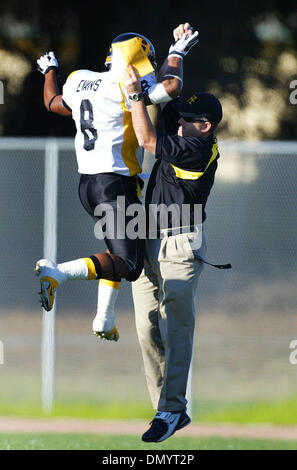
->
<box><xmin>80</xmin><ymin>99</ymin><xmax>98</xmax><ymax>151</ymax></box>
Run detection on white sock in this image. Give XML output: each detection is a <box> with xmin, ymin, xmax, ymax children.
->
<box><xmin>93</xmin><ymin>280</ymin><xmax>120</xmax><ymax>332</ymax></box>
<box><xmin>57</xmin><ymin>258</ymin><xmax>89</xmax><ymax>281</ymax></box>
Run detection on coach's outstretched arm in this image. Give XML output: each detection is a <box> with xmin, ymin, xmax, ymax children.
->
<box><xmin>124</xmin><ymin>65</ymin><xmax>157</xmax><ymax>154</ymax></box>
<box><xmin>37</xmin><ymin>51</ymin><xmax>72</xmax><ymax>116</ymax></box>
<box><xmin>147</xmin><ymin>22</ymin><xmax>199</xmax><ymax>103</ymax></box>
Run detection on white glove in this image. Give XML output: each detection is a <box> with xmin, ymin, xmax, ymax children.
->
<box><xmin>168</xmin><ymin>30</ymin><xmax>199</xmax><ymax>58</ymax></box>
<box><xmin>37</xmin><ymin>51</ymin><xmax>58</xmax><ymax>74</ymax></box>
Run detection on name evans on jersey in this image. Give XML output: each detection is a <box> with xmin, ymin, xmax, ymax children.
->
<box><xmin>62</xmin><ymin>69</ymin><xmax>155</xmax><ymax>176</ymax></box>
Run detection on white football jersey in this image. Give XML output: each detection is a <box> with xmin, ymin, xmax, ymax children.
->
<box><xmin>62</xmin><ymin>69</ymin><xmax>156</xmax><ymax>176</ymax></box>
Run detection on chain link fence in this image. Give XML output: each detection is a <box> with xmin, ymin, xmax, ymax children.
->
<box><xmin>0</xmin><ymin>138</ymin><xmax>296</xmax><ymax>419</ymax></box>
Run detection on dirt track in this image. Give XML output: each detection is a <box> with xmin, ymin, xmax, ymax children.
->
<box><xmin>0</xmin><ymin>417</ymin><xmax>297</xmax><ymax>441</ymax></box>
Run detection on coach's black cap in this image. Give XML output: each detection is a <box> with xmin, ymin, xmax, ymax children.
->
<box><xmin>173</xmin><ymin>92</ymin><xmax>223</xmax><ymax>123</ymax></box>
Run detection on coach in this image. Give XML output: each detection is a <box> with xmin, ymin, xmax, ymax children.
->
<box><xmin>123</xmin><ymin>65</ymin><xmax>225</xmax><ymax>442</ymax></box>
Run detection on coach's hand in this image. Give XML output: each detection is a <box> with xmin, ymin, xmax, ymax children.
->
<box><xmin>123</xmin><ymin>65</ymin><xmax>142</xmax><ymax>94</ymax></box>
<box><xmin>37</xmin><ymin>51</ymin><xmax>58</xmax><ymax>74</ymax></box>
<box><xmin>169</xmin><ymin>23</ymin><xmax>199</xmax><ymax>58</ymax></box>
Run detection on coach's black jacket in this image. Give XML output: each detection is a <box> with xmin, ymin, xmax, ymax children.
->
<box><xmin>145</xmin><ymin>101</ymin><xmax>219</xmax><ymax>234</ymax></box>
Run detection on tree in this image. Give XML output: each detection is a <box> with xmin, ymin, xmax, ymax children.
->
<box><xmin>0</xmin><ymin>0</ymin><xmax>296</xmax><ymax>139</ymax></box>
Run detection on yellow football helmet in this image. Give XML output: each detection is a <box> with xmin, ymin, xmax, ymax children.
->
<box><xmin>105</xmin><ymin>32</ymin><xmax>157</xmax><ymax>70</ymax></box>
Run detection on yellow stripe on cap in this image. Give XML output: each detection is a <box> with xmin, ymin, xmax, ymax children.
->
<box><xmin>99</xmin><ymin>279</ymin><xmax>121</xmax><ymax>290</ymax></box>
<box><xmin>170</xmin><ymin>138</ymin><xmax>219</xmax><ymax>180</ymax></box>
<box><xmin>83</xmin><ymin>257</ymin><xmax>97</xmax><ymax>280</ymax></box>
<box><xmin>187</xmin><ymin>94</ymin><xmax>198</xmax><ymax>105</ymax></box>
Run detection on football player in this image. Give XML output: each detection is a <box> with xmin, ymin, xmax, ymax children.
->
<box><xmin>35</xmin><ymin>23</ymin><xmax>199</xmax><ymax>341</ymax></box>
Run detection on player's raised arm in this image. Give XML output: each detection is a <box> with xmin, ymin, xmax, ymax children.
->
<box><xmin>37</xmin><ymin>51</ymin><xmax>72</xmax><ymax>116</ymax></box>
<box><xmin>145</xmin><ymin>22</ymin><xmax>199</xmax><ymax>104</ymax></box>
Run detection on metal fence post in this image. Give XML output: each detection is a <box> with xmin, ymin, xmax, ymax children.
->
<box><xmin>41</xmin><ymin>138</ymin><xmax>59</xmax><ymax>413</ymax></box>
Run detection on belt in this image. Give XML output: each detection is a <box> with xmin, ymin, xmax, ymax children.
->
<box><xmin>158</xmin><ymin>224</ymin><xmax>202</xmax><ymax>238</ymax></box>
<box><xmin>159</xmin><ymin>225</ymin><xmax>232</xmax><ymax>270</ymax></box>
<box><xmin>195</xmin><ymin>255</ymin><xmax>232</xmax><ymax>270</ymax></box>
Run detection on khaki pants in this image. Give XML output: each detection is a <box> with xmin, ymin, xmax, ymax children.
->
<box><xmin>132</xmin><ymin>228</ymin><xmax>206</xmax><ymax>412</ymax></box>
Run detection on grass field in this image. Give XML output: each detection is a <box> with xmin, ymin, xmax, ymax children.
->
<box><xmin>0</xmin><ymin>398</ymin><xmax>296</xmax><ymax>451</ymax></box>
<box><xmin>0</xmin><ymin>433</ymin><xmax>297</xmax><ymax>450</ymax></box>
<box><xmin>1</xmin><ymin>312</ymin><xmax>296</xmax><ymax>453</ymax></box>
<box><xmin>0</xmin><ymin>397</ymin><xmax>297</xmax><ymax>425</ymax></box>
